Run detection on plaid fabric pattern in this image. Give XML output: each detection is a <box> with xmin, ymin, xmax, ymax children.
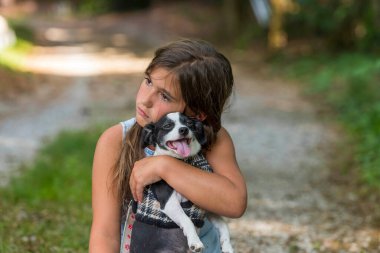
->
<box><xmin>134</xmin><ymin>152</ymin><xmax>213</xmax><ymax>228</ymax></box>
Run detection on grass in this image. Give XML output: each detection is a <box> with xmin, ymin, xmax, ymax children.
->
<box><xmin>0</xmin><ymin>127</ymin><xmax>103</xmax><ymax>253</ymax></box>
<box><xmin>0</xmin><ymin>39</ymin><xmax>32</xmax><ymax>71</ymax></box>
<box><xmin>0</xmin><ymin>18</ymin><xmax>34</xmax><ymax>71</ymax></box>
<box><xmin>272</xmin><ymin>52</ymin><xmax>380</xmax><ymax>187</ymax></box>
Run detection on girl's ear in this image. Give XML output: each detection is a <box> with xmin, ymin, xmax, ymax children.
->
<box><xmin>196</xmin><ymin>112</ymin><xmax>207</xmax><ymax>122</ymax></box>
<box><xmin>184</xmin><ymin>106</ymin><xmax>207</xmax><ymax>121</ymax></box>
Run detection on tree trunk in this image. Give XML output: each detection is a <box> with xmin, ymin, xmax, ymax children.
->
<box><xmin>223</xmin><ymin>0</ymin><xmax>240</xmax><ymax>35</ymax></box>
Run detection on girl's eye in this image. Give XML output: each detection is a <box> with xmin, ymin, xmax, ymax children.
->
<box><xmin>160</xmin><ymin>92</ymin><xmax>171</xmax><ymax>102</ymax></box>
<box><xmin>145</xmin><ymin>77</ymin><xmax>152</xmax><ymax>87</ymax></box>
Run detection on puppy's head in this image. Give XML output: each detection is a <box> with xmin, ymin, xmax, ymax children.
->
<box><xmin>141</xmin><ymin>112</ymin><xmax>207</xmax><ymax>159</ymax></box>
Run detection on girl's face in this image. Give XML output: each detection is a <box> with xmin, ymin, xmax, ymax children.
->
<box><xmin>135</xmin><ymin>68</ymin><xmax>186</xmax><ymax>126</ymax></box>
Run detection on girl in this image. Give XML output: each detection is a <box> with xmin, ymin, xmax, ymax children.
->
<box><xmin>89</xmin><ymin>39</ymin><xmax>247</xmax><ymax>253</ymax></box>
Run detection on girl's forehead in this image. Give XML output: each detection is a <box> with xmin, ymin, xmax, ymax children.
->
<box><xmin>150</xmin><ymin>68</ymin><xmax>181</xmax><ymax>96</ymax></box>
<box><xmin>150</xmin><ymin>68</ymin><xmax>170</xmax><ymax>81</ymax></box>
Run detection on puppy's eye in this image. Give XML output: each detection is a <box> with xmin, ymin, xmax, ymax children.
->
<box><xmin>185</xmin><ymin>119</ymin><xmax>195</xmax><ymax>128</ymax></box>
<box><xmin>163</xmin><ymin>123</ymin><xmax>174</xmax><ymax>130</ymax></box>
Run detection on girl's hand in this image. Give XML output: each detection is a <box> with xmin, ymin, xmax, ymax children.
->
<box><xmin>129</xmin><ymin>156</ymin><xmax>169</xmax><ymax>202</ymax></box>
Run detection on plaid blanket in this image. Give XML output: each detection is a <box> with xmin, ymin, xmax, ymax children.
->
<box><xmin>132</xmin><ymin>153</ymin><xmax>213</xmax><ymax>228</ymax></box>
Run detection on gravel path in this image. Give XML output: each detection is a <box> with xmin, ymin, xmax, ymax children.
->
<box><xmin>0</xmin><ymin>77</ymin><xmax>91</xmax><ymax>185</ymax></box>
<box><xmin>0</xmin><ymin>3</ymin><xmax>379</xmax><ymax>252</ymax></box>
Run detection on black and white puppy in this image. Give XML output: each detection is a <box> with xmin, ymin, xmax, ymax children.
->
<box><xmin>130</xmin><ymin>112</ymin><xmax>233</xmax><ymax>253</ymax></box>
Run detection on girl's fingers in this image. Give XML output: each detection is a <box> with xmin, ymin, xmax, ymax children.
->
<box><xmin>130</xmin><ymin>171</ymin><xmax>143</xmax><ymax>202</ymax></box>
<box><xmin>136</xmin><ymin>188</ymin><xmax>142</xmax><ymax>203</ymax></box>
<box><xmin>130</xmin><ymin>157</ymin><xmax>164</xmax><ymax>202</ymax></box>
<box><xmin>131</xmin><ymin>160</ymin><xmax>145</xmax><ymax>202</ymax></box>
<box><xmin>134</xmin><ymin>176</ymin><xmax>144</xmax><ymax>202</ymax></box>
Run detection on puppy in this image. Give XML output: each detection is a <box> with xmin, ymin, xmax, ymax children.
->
<box><xmin>130</xmin><ymin>112</ymin><xmax>233</xmax><ymax>253</ymax></box>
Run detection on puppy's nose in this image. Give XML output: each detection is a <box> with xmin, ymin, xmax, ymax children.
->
<box><xmin>179</xmin><ymin>127</ymin><xmax>189</xmax><ymax>136</ymax></box>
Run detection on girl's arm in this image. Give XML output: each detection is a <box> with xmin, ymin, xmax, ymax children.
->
<box><xmin>130</xmin><ymin>127</ymin><xmax>247</xmax><ymax>218</ymax></box>
<box><xmin>89</xmin><ymin>125</ymin><xmax>123</xmax><ymax>253</ymax></box>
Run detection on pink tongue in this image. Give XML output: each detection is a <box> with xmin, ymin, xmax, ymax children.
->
<box><xmin>174</xmin><ymin>140</ymin><xmax>191</xmax><ymax>157</ymax></box>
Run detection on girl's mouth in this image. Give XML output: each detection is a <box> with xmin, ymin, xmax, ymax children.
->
<box><xmin>137</xmin><ymin>107</ymin><xmax>149</xmax><ymax>119</ymax></box>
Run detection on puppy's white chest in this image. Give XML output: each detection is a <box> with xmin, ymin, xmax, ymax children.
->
<box><xmin>174</xmin><ymin>191</ymin><xmax>188</xmax><ymax>203</ymax></box>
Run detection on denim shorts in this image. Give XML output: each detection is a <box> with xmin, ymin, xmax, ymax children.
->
<box><xmin>120</xmin><ymin>217</ymin><xmax>221</xmax><ymax>253</ymax></box>
<box><xmin>199</xmin><ymin>218</ymin><xmax>222</xmax><ymax>253</ymax></box>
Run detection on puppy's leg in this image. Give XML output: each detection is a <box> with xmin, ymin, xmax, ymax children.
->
<box><xmin>208</xmin><ymin>214</ymin><xmax>234</xmax><ymax>253</ymax></box>
<box><xmin>163</xmin><ymin>192</ymin><xmax>204</xmax><ymax>253</ymax></box>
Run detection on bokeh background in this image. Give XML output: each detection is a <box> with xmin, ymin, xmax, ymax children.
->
<box><xmin>0</xmin><ymin>0</ymin><xmax>379</xmax><ymax>252</ymax></box>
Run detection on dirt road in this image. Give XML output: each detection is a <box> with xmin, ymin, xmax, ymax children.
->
<box><xmin>0</xmin><ymin>2</ymin><xmax>379</xmax><ymax>252</ymax></box>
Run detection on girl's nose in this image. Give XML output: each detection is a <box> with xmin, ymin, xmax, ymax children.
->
<box><xmin>141</xmin><ymin>90</ymin><xmax>155</xmax><ymax>108</ymax></box>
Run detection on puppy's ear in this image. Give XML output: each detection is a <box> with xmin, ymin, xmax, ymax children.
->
<box><xmin>194</xmin><ymin>121</ymin><xmax>207</xmax><ymax>147</ymax></box>
<box><xmin>141</xmin><ymin>123</ymin><xmax>156</xmax><ymax>148</ymax></box>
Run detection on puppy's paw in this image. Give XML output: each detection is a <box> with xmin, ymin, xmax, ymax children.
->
<box><xmin>189</xmin><ymin>241</ymin><xmax>204</xmax><ymax>253</ymax></box>
<box><xmin>221</xmin><ymin>241</ymin><xmax>234</xmax><ymax>253</ymax></box>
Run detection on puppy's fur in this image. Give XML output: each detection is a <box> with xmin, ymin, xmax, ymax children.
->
<box><xmin>130</xmin><ymin>112</ymin><xmax>233</xmax><ymax>253</ymax></box>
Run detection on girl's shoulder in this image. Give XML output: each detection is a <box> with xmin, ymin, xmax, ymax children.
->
<box><xmin>92</xmin><ymin>124</ymin><xmax>123</xmax><ymax>168</ymax></box>
<box><xmin>96</xmin><ymin>124</ymin><xmax>123</xmax><ymax>149</ymax></box>
<box><xmin>206</xmin><ymin>127</ymin><xmax>235</xmax><ymax>157</ymax></box>
<box><xmin>215</xmin><ymin>127</ymin><xmax>233</xmax><ymax>145</ymax></box>
<box><xmin>120</xmin><ymin>117</ymin><xmax>136</xmax><ymax>140</ymax></box>
<box><xmin>96</xmin><ymin>117</ymin><xmax>135</xmax><ymax>149</ymax></box>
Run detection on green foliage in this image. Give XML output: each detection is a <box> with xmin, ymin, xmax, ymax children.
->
<box><xmin>273</xmin><ymin>52</ymin><xmax>380</xmax><ymax>187</ymax></box>
<box><xmin>77</xmin><ymin>0</ymin><xmax>110</xmax><ymax>15</ymax></box>
<box><xmin>286</xmin><ymin>0</ymin><xmax>380</xmax><ymax>51</ymax></box>
<box><xmin>235</xmin><ymin>22</ymin><xmax>266</xmax><ymax>49</ymax></box>
<box><xmin>8</xmin><ymin>19</ymin><xmax>34</xmax><ymax>43</ymax></box>
<box><xmin>0</xmin><ymin>128</ymin><xmax>103</xmax><ymax>252</ymax></box>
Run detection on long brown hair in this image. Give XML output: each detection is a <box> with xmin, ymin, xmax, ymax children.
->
<box><xmin>113</xmin><ymin>39</ymin><xmax>234</xmax><ymax>204</ymax></box>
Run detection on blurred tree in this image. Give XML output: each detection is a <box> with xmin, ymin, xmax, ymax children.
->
<box><xmin>223</xmin><ymin>0</ymin><xmax>252</xmax><ymax>35</ymax></box>
<box><xmin>285</xmin><ymin>0</ymin><xmax>380</xmax><ymax>52</ymax></box>
<box><xmin>109</xmin><ymin>0</ymin><xmax>152</xmax><ymax>12</ymax></box>
<box><xmin>224</xmin><ymin>0</ymin><xmax>380</xmax><ymax>52</ymax></box>
<box><xmin>268</xmin><ymin>0</ymin><xmax>298</xmax><ymax>50</ymax></box>
<box><xmin>223</xmin><ymin>0</ymin><xmax>298</xmax><ymax>50</ymax></box>
<box><xmin>58</xmin><ymin>0</ymin><xmax>152</xmax><ymax>15</ymax></box>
